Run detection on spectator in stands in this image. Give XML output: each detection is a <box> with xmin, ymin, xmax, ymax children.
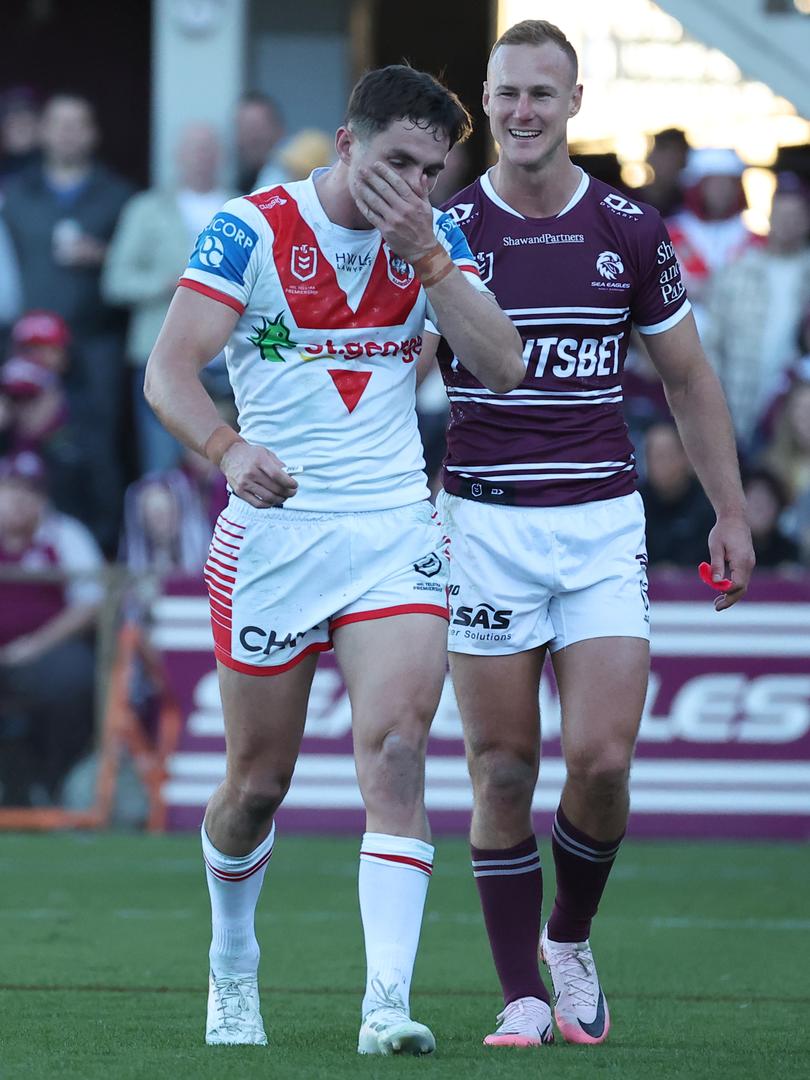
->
<box><xmin>0</xmin><ymin>218</ymin><xmax>22</xmax><ymax>343</ymax></box>
<box><xmin>0</xmin><ymin>310</ymin><xmax>87</xmax><ymax>522</ymax></box>
<box><xmin>742</xmin><ymin>467</ymin><xmax>800</xmax><ymax>568</ymax></box>
<box><xmin>257</xmin><ymin>128</ymin><xmax>334</xmax><ymax>187</ymax></box>
<box><xmin>0</xmin><ymin>450</ymin><xmax>103</xmax><ymax>805</ymax></box>
<box><xmin>639</xmin><ymin>420</ymin><xmax>716</xmax><ymax>566</ymax></box>
<box><xmin>0</xmin><ymin>94</ymin><xmax>134</xmax><ymax>553</ymax></box>
<box><xmin>703</xmin><ymin>174</ymin><xmax>810</xmax><ymax>455</ymax></box>
<box><xmin>636</xmin><ymin>127</ymin><xmax>689</xmax><ymax>217</ymax></box>
<box><xmin>667</xmin><ymin>148</ymin><xmax>760</xmax><ymax>335</ymax></box>
<box><xmin>0</xmin><ymin>87</ymin><xmax>41</xmax><ymax>183</ymax></box>
<box><xmin>119</xmin><ymin>447</ymin><xmax>227</xmax><ymax>575</ymax></box>
<box><xmin>103</xmin><ymin>123</ymin><xmax>232</xmax><ymax>474</ymax></box>
<box><xmin>235</xmin><ymin>92</ymin><xmax>285</xmax><ymax>193</ymax></box>
<box><xmin>764</xmin><ymin>369</ymin><xmax>810</xmax><ymax>502</ymax></box>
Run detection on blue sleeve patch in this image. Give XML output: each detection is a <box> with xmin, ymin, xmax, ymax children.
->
<box><xmin>188</xmin><ymin>212</ymin><xmax>259</xmax><ymax>284</ymax></box>
<box><xmin>436</xmin><ymin>211</ymin><xmax>475</xmax><ymax>264</ymax></box>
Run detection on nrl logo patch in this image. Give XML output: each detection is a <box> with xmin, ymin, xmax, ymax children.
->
<box><xmin>476</xmin><ymin>251</ymin><xmax>494</xmax><ymax>284</ymax></box>
<box><xmin>291</xmin><ymin>243</ymin><xmax>317</xmax><ymax>281</ymax></box>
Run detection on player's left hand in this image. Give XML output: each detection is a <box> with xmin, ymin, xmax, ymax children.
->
<box><xmin>354</xmin><ymin>162</ymin><xmax>436</xmax><ymax>263</ymax></box>
<box><xmin>706</xmin><ymin>514</ymin><xmax>755</xmax><ymax>611</ymax></box>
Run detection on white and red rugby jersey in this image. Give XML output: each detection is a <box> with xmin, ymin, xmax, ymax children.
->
<box><xmin>179</xmin><ymin>171</ymin><xmax>485</xmax><ymax>512</ymax></box>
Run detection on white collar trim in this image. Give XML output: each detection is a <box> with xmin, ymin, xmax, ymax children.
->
<box><xmin>480</xmin><ymin>166</ymin><xmax>589</xmax><ymax>220</ymax></box>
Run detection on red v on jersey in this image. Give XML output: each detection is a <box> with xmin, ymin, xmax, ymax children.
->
<box><xmin>328</xmin><ymin>369</ymin><xmax>372</xmax><ymax>413</ymax></box>
<box><xmin>247</xmin><ymin>190</ymin><xmax>422</xmax><ymax>330</ymax></box>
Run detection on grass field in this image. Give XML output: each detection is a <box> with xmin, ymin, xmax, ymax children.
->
<box><xmin>1</xmin><ymin>833</ymin><xmax>808</xmax><ymax>1080</ymax></box>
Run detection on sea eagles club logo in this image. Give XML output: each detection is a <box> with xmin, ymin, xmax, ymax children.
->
<box><xmin>596</xmin><ymin>251</ymin><xmax>624</xmax><ymax>280</ymax></box>
<box><xmin>291</xmin><ymin>244</ymin><xmax>317</xmax><ymax>281</ymax></box>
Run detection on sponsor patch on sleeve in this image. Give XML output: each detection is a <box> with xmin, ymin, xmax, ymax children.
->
<box><xmin>188</xmin><ymin>212</ymin><xmax>259</xmax><ymax>285</ymax></box>
<box><xmin>436</xmin><ymin>211</ymin><xmax>479</xmax><ymax>272</ymax></box>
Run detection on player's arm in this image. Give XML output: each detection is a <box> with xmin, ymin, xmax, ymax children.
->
<box><xmin>355</xmin><ymin>162</ymin><xmax>524</xmax><ymax>393</ymax></box>
<box><xmin>643</xmin><ymin>311</ymin><xmax>754</xmax><ymax>610</ymax></box>
<box><xmin>416</xmin><ymin>332</ymin><xmax>440</xmax><ymax>387</ymax></box>
<box><xmin>144</xmin><ymin>288</ymin><xmax>298</xmax><ymax>508</ymax></box>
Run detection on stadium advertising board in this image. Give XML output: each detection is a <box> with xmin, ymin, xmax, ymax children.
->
<box><xmin>154</xmin><ymin>574</ymin><xmax>810</xmax><ymax>838</ymax></box>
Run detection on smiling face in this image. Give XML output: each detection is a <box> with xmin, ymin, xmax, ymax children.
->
<box><xmin>484</xmin><ymin>42</ymin><xmax>581</xmax><ymax>172</ymax></box>
<box><xmin>337</xmin><ymin>117</ymin><xmax>450</xmax><ymax>206</ymax></box>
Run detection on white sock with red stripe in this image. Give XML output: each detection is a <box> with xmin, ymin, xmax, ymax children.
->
<box><xmin>202</xmin><ymin>822</ymin><xmax>275</xmax><ymax>977</ymax></box>
<box><xmin>359</xmin><ymin>832</ymin><xmax>434</xmax><ymax>1019</ymax></box>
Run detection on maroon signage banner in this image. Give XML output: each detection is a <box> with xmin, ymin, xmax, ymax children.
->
<box><xmin>154</xmin><ymin>573</ymin><xmax>810</xmax><ymax>839</ymax></box>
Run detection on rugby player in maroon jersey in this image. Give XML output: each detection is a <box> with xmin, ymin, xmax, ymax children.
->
<box><xmin>419</xmin><ymin>20</ymin><xmax>754</xmax><ymax>1049</ymax></box>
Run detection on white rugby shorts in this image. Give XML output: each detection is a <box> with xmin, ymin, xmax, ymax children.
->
<box><xmin>204</xmin><ymin>497</ymin><xmax>449</xmax><ymax>675</ymax></box>
<box><xmin>436</xmin><ymin>490</ymin><xmax>650</xmax><ymax>655</ymax></box>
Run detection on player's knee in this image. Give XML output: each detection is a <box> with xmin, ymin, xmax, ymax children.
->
<box><xmin>227</xmin><ymin>771</ymin><xmax>291</xmax><ymax>824</ymax></box>
<box><xmin>358</xmin><ymin>725</ymin><xmax>426</xmax><ymax>803</ymax></box>
<box><xmin>471</xmin><ymin>748</ymin><xmax>537</xmax><ymax>810</ymax></box>
<box><xmin>377</xmin><ymin>725</ymin><xmax>427</xmax><ymax>774</ymax></box>
<box><xmin>566</xmin><ymin>749</ymin><xmax>630</xmax><ymax>802</ymax></box>
<box><xmin>361</xmin><ymin>696</ymin><xmax>432</xmax><ymax>756</ymax></box>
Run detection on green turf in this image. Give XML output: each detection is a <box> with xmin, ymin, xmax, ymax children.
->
<box><xmin>1</xmin><ymin>833</ymin><xmax>808</xmax><ymax>1079</ymax></box>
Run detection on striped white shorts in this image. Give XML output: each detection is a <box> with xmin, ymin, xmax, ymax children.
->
<box><xmin>204</xmin><ymin>496</ymin><xmax>449</xmax><ymax>675</ymax></box>
<box><xmin>437</xmin><ymin>490</ymin><xmax>650</xmax><ymax>655</ymax></box>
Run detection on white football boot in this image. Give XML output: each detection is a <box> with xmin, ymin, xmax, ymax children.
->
<box><xmin>483</xmin><ymin>996</ymin><xmax>555</xmax><ymax>1047</ymax></box>
<box><xmin>539</xmin><ymin>925</ymin><xmax>610</xmax><ymax>1044</ymax></box>
<box><xmin>358</xmin><ymin>1006</ymin><xmax>436</xmax><ymax>1056</ymax></box>
<box><xmin>357</xmin><ymin>982</ymin><xmax>434</xmax><ymax>1056</ymax></box>
<box><xmin>205</xmin><ymin>971</ymin><xmax>268</xmax><ymax>1045</ymax></box>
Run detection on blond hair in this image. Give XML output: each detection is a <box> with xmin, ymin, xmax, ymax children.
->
<box><xmin>490</xmin><ymin>20</ymin><xmax>578</xmax><ymax>82</ymax></box>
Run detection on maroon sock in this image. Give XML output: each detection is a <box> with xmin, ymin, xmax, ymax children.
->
<box><xmin>471</xmin><ymin>835</ymin><xmax>550</xmax><ymax>1005</ymax></box>
<box><xmin>547</xmin><ymin>805</ymin><xmax>624</xmax><ymax>943</ymax></box>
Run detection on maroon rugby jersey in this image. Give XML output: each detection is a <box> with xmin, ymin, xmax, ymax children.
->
<box><xmin>434</xmin><ymin>170</ymin><xmax>690</xmax><ymax>506</ymax></box>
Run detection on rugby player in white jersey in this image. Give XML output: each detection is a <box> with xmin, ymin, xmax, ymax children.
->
<box><xmin>145</xmin><ymin>66</ymin><xmax>524</xmax><ymax>1056</ymax></box>
<box><xmin>419</xmin><ymin>22</ymin><xmax>755</xmax><ymax>1048</ymax></box>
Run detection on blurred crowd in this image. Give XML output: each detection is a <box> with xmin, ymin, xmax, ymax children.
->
<box><xmin>0</xmin><ymin>87</ymin><xmax>335</xmax><ymax>806</ymax></box>
<box><xmin>1</xmin><ymin>87</ymin><xmax>810</xmax><ymax>807</ymax></box>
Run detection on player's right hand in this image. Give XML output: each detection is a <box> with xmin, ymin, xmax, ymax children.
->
<box><xmin>220</xmin><ymin>441</ymin><xmax>299</xmax><ymax>508</ymax></box>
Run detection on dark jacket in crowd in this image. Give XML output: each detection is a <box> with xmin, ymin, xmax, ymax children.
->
<box><xmin>640</xmin><ymin>478</ymin><xmax>717</xmax><ymax>566</ymax></box>
<box><xmin>1</xmin><ymin>162</ymin><xmax>134</xmax><ymax>337</ymax></box>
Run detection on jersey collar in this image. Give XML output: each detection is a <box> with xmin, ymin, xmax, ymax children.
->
<box><xmin>480</xmin><ymin>166</ymin><xmax>589</xmax><ymax>220</ymax></box>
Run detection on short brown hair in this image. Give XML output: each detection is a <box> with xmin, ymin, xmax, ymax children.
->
<box><xmin>347</xmin><ymin>65</ymin><xmax>473</xmax><ymax>149</ymax></box>
<box><xmin>490</xmin><ymin>20</ymin><xmax>578</xmax><ymax>82</ymax></box>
